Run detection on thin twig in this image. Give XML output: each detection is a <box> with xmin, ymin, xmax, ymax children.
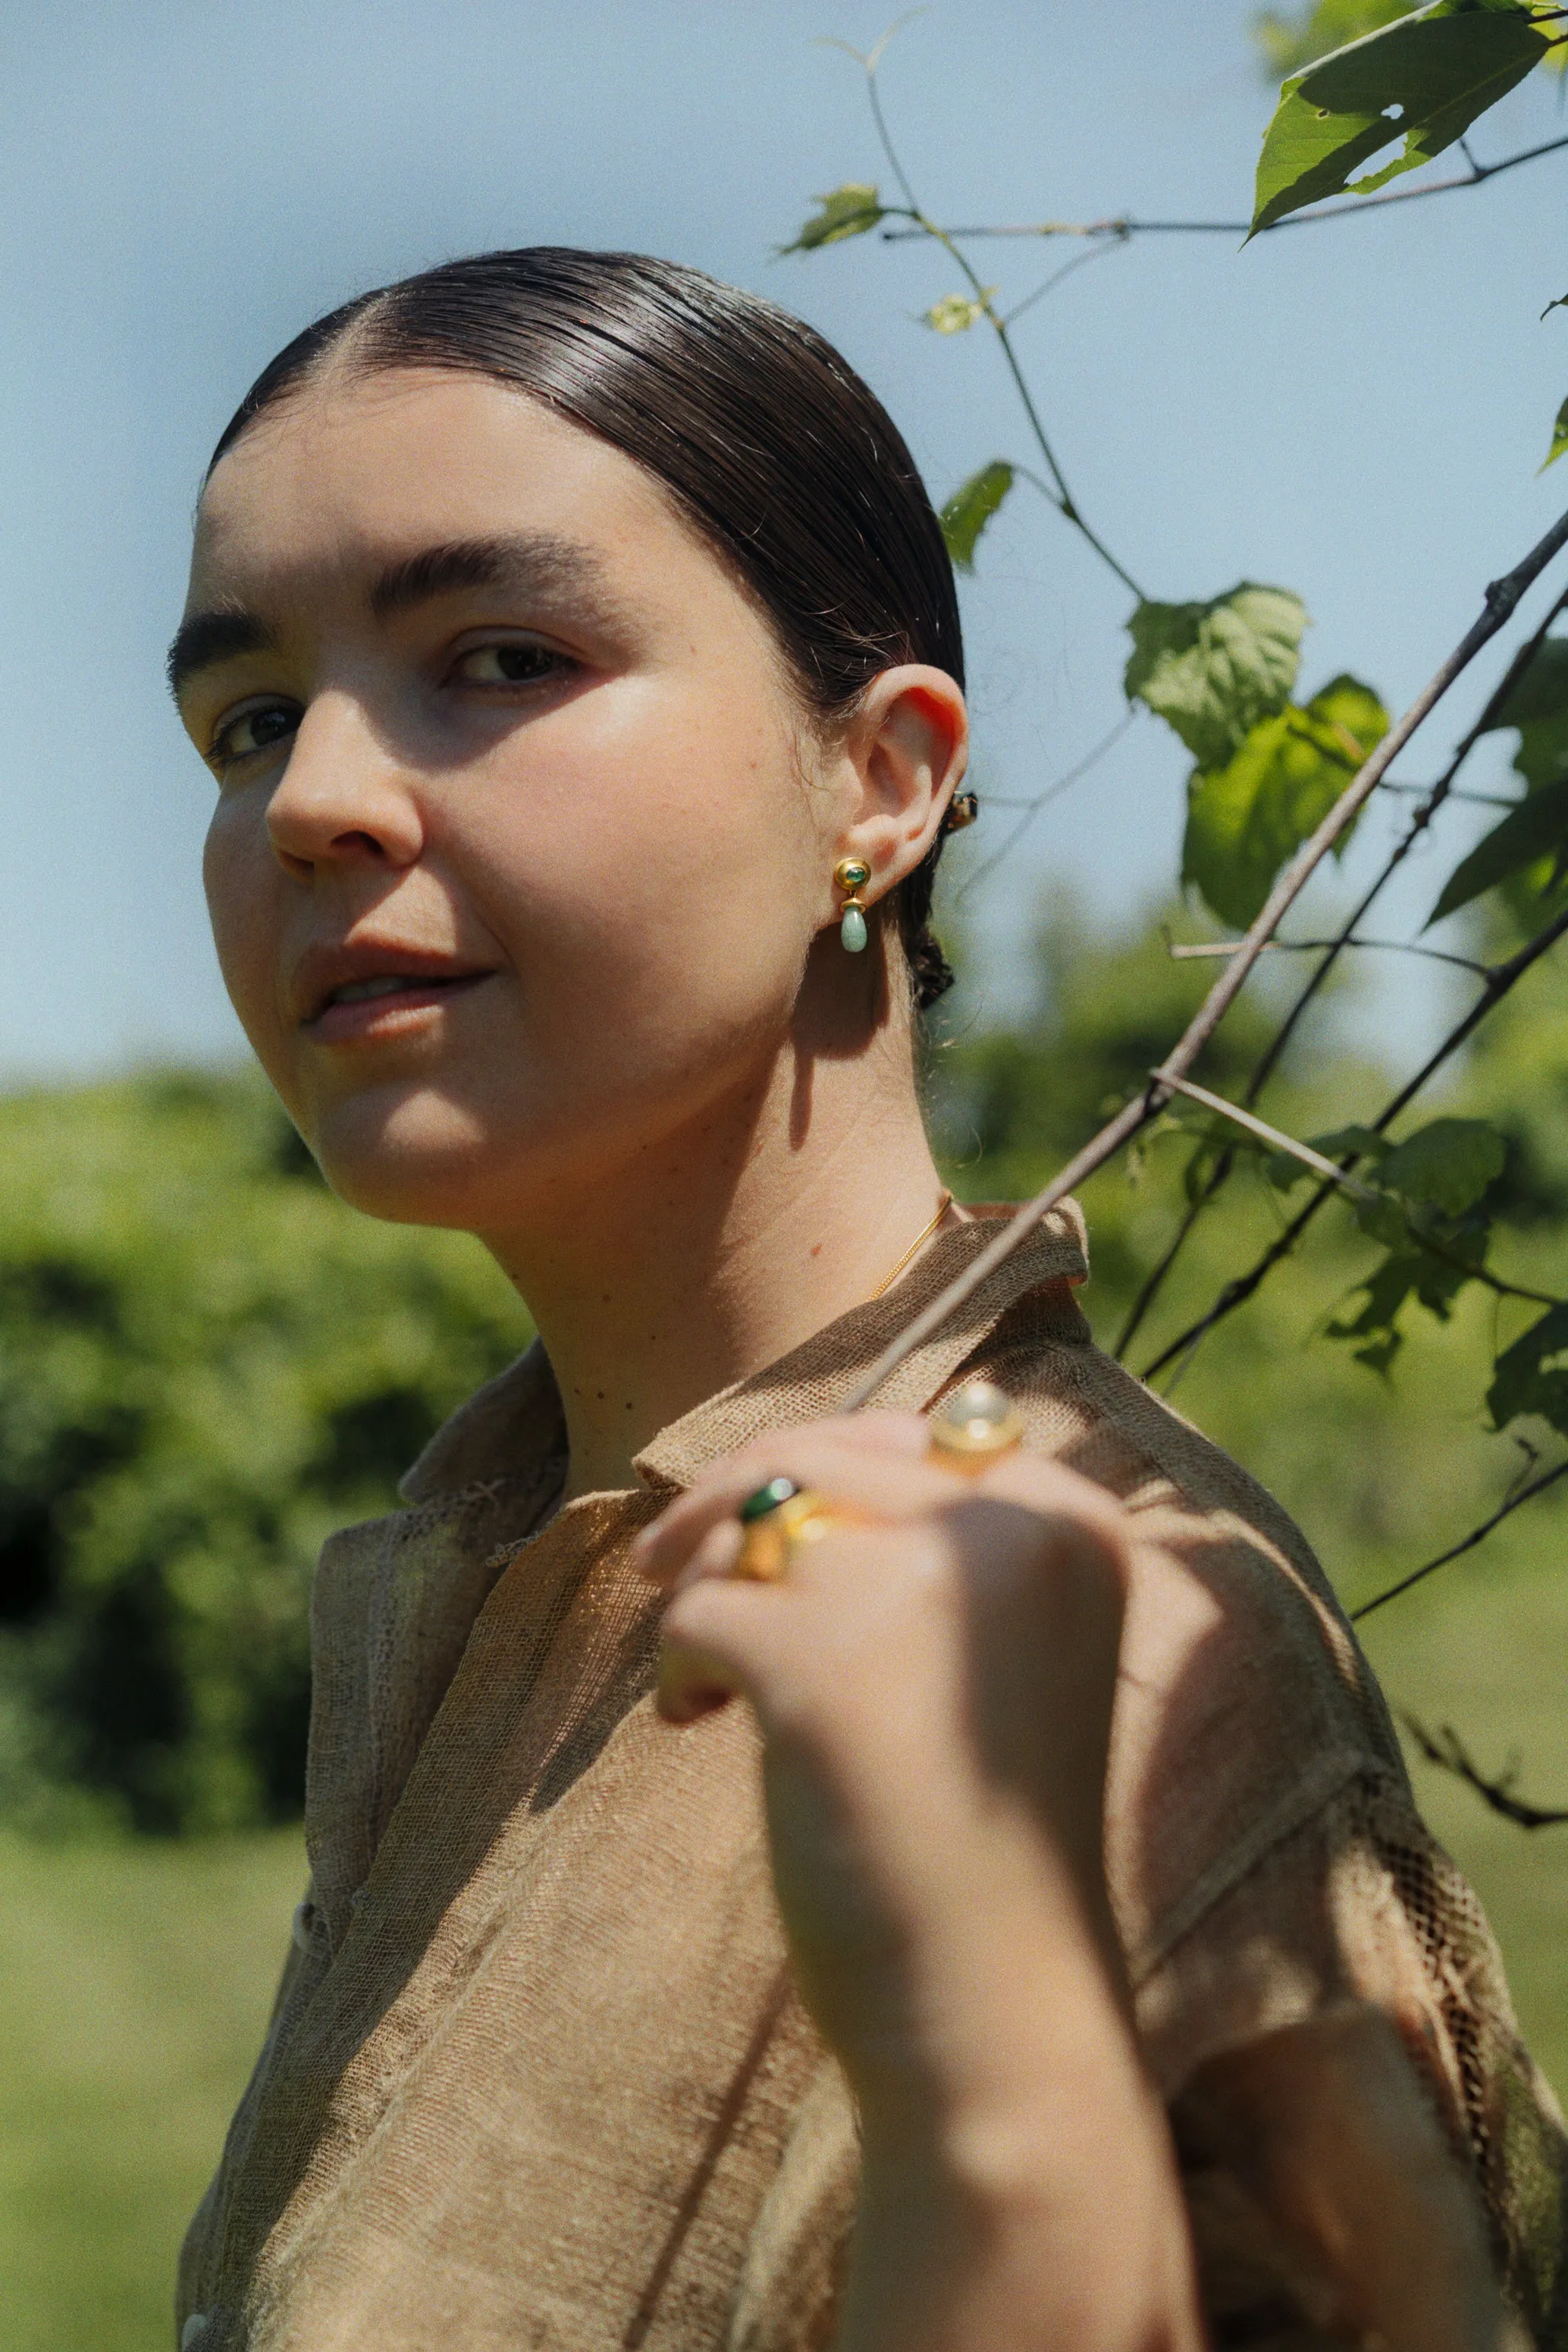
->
<box><xmin>1160</xmin><ymin>1073</ymin><xmax>1561</xmax><ymax>1312</ymax></box>
<box><xmin>1158</xmin><ymin>1073</ymin><xmax>1379</xmax><ymax>1200</ymax></box>
<box><xmin>1141</xmin><ymin>892</ymin><xmax>1568</xmax><ymax>1381</ymax></box>
<box><xmin>1396</xmin><ymin>1709</ymin><xmax>1568</xmax><ymax>1828</ymax></box>
<box><xmin>858</xmin><ymin>47</ymin><xmax>1146</xmax><ymax>597</ymax></box>
<box><xmin>1166</xmin><ymin>935</ymin><xmax>1493</xmax><ymax>977</ymax></box>
<box><xmin>846</xmin><ymin>503</ymin><xmax>1568</xmax><ymax>1410</ymax></box>
<box><xmin>1000</xmin><ymin>235</ymin><xmax>1126</xmax><ymax>329</ymax></box>
<box><xmin>956</xmin><ymin>714</ymin><xmax>1135</xmax><ymax>901</ymax></box>
<box><xmin>1247</xmin><ymin>589</ymin><xmax>1568</xmax><ymax>1098</ymax></box>
<box><xmin>1377</xmin><ymin>781</ymin><xmax>1519</xmax><ymax>806</ymax></box>
<box><xmin>877</xmin><ymin>130</ymin><xmax>1568</xmax><ymax>243</ymax></box>
<box><xmin>1352</xmin><ymin>1458</ymin><xmax>1568</xmax><ymax>1621</ymax></box>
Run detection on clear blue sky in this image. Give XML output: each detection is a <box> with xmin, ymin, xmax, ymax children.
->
<box><xmin>5</xmin><ymin>0</ymin><xmax>1567</xmax><ymax>1079</ymax></box>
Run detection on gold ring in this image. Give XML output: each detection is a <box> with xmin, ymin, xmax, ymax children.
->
<box><xmin>927</xmin><ymin>1378</ymin><xmax>1025</xmax><ymax>1475</ymax></box>
<box><xmin>731</xmin><ymin>1482</ymin><xmax>837</xmax><ymax>1583</ymax></box>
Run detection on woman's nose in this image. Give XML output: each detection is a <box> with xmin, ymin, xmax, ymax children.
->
<box><xmin>266</xmin><ymin>696</ymin><xmax>424</xmax><ymax>877</ymax></box>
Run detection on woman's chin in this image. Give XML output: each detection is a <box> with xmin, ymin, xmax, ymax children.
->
<box><xmin>309</xmin><ymin>1094</ymin><xmax>553</xmax><ymax>1232</ymax></box>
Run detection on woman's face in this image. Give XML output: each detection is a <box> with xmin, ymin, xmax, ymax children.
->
<box><xmin>178</xmin><ymin>367</ymin><xmax>887</xmax><ymax>1232</ymax></box>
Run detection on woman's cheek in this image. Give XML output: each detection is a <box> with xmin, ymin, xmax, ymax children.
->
<box><xmin>470</xmin><ymin>754</ymin><xmax>815</xmax><ymax>1044</ymax></box>
<box><xmin>201</xmin><ymin>798</ymin><xmax>299</xmax><ymax>1102</ymax></box>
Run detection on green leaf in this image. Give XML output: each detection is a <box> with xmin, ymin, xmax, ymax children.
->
<box><xmin>1489</xmin><ymin>1301</ymin><xmax>1568</xmax><ymax>1430</ymax></box>
<box><xmin>1469</xmin><ymin>635</ymin><xmax>1568</xmax><ymax>847</ymax></box>
<box><xmin>1125</xmin><ymin>584</ymin><xmax>1308</xmax><ymax>768</ymax></box>
<box><xmin>1352</xmin><ymin>1190</ymin><xmax>1415</xmax><ymax>1249</ymax></box>
<box><xmin>940</xmin><ymin>462</ymin><xmax>1014</xmax><ymax>572</ymax></box>
<box><xmin>1316</xmin><ymin>1119</ymin><xmax>1501</xmax><ymax>1377</ymax></box>
<box><xmin>1251</xmin><ymin>2</ymin><xmax>1551</xmax><ymax>237</ymax></box>
<box><xmin>1426</xmin><ymin>774</ymin><xmax>1568</xmax><ymax>924</ymax></box>
<box><xmin>1264</xmin><ymin>1120</ymin><xmax>1388</xmax><ymax>1189</ymax></box>
<box><xmin>1312</xmin><ymin>1122</ymin><xmax>1392</xmax><ymax>1161</ymax></box>
<box><xmin>1253</xmin><ymin>0</ymin><xmax>1417</xmax><ymax>80</ymax></box>
<box><xmin>1512</xmin><ymin>708</ymin><xmax>1568</xmax><ymax>796</ymax></box>
<box><xmin>1377</xmin><ymin>1117</ymin><xmax>1507</xmax><ymax>1213</ymax></box>
<box><xmin>923</xmin><ymin>289</ymin><xmax>996</xmax><ymax>334</ymax></box>
<box><xmin>1327</xmin><ymin>1200</ymin><xmax>1489</xmax><ymax>1371</ymax></box>
<box><xmin>1486</xmin><ymin>634</ymin><xmax>1568</xmax><ymax>735</ymax></box>
<box><xmin>1181</xmin><ymin>672</ymin><xmax>1388</xmax><ymax>929</ymax></box>
<box><xmin>1542</xmin><ymin>395</ymin><xmax>1568</xmax><ymax>472</ymax></box>
<box><xmin>1326</xmin><ymin>1253</ymin><xmax>1428</xmax><ymax>1372</ymax></box>
<box><xmin>781</xmin><ymin>183</ymin><xmax>886</xmax><ymax>254</ymax></box>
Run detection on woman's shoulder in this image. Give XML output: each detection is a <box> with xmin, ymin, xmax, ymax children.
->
<box><xmin>974</xmin><ymin>1287</ymin><xmax>1382</xmax><ymax>1708</ymax></box>
<box><xmin>971</xmin><ymin>1278</ymin><xmax>1343</xmax><ymax>1613</ymax></box>
<box><xmin>963</xmin><ymin>1289</ymin><xmax>1410</xmax><ymax>1949</ymax></box>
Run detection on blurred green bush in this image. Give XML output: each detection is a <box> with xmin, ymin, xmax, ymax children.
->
<box><xmin>0</xmin><ymin>1073</ymin><xmax>528</xmax><ymax>1834</ymax></box>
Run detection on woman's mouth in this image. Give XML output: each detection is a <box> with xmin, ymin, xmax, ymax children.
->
<box><xmin>307</xmin><ymin>971</ymin><xmax>492</xmax><ymax>1044</ymax></box>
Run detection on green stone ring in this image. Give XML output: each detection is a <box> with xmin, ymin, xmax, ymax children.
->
<box><xmin>738</xmin><ymin>1475</ymin><xmax>800</xmax><ymax>1525</ymax></box>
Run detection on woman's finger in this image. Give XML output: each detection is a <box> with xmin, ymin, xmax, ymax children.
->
<box><xmin>655</xmin><ymin>1631</ymin><xmax>744</xmax><ymax>1724</ymax></box>
<box><xmin>971</xmin><ymin>1452</ymin><xmax>1136</xmax><ymax>1570</ymax></box>
<box><xmin>655</xmin><ymin>1559</ymin><xmax>800</xmax><ymax>1722</ymax></box>
<box><xmin>635</xmin><ymin>1413</ymin><xmax>938</xmax><ymax>1583</ymax></box>
<box><xmin>639</xmin><ymin>1416</ymin><xmax>1137</xmax><ymax>1591</ymax></box>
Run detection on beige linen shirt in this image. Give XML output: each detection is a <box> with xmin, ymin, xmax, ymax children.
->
<box><xmin>178</xmin><ymin>1210</ymin><xmax>1568</xmax><ymax>2350</ymax></box>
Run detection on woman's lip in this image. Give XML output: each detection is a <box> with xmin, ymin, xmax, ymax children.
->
<box><xmin>304</xmin><ymin>972</ymin><xmax>492</xmax><ymax>1044</ymax></box>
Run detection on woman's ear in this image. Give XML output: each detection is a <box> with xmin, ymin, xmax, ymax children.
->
<box><xmin>832</xmin><ymin>665</ymin><xmax>969</xmax><ymax>899</ymax></box>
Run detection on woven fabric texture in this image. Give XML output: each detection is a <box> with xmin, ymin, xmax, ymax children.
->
<box><xmin>176</xmin><ymin>1209</ymin><xmax>1566</xmax><ymax>2350</ymax></box>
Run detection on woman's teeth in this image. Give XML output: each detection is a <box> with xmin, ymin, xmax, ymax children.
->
<box><xmin>332</xmin><ymin>975</ymin><xmax>421</xmax><ymax>1005</ymax></box>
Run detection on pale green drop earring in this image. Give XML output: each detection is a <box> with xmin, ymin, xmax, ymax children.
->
<box><xmin>833</xmin><ymin>857</ymin><xmax>871</xmax><ymax>954</ymax></box>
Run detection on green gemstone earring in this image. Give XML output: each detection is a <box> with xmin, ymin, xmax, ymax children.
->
<box><xmin>833</xmin><ymin>857</ymin><xmax>871</xmax><ymax>954</ymax></box>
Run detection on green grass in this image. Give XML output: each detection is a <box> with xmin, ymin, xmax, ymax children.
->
<box><xmin>0</xmin><ymin>1829</ymin><xmax>304</xmax><ymax>2352</ymax></box>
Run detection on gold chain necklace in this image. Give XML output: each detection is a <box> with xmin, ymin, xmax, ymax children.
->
<box><xmin>867</xmin><ymin>1190</ymin><xmax>954</xmax><ymax>1301</ymax></box>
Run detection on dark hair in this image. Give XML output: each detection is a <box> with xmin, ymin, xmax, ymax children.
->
<box><xmin>210</xmin><ymin>247</ymin><xmax>965</xmax><ymax>1007</ymax></box>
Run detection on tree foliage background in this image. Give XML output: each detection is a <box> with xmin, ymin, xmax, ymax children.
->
<box><xmin>4</xmin><ymin>0</ymin><xmax>1568</xmax><ymax>1879</ymax></box>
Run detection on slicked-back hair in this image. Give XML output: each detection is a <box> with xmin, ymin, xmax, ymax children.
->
<box><xmin>209</xmin><ymin>248</ymin><xmax>965</xmax><ymax>1007</ymax></box>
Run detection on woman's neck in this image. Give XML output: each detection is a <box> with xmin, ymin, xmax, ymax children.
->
<box><xmin>481</xmin><ymin>977</ymin><xmax>950</xmax><ymax>1499</ymax></box>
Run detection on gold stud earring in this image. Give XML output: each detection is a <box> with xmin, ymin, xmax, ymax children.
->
<box><xmin>833</xmin><ymin>857</ymin><xmax>871</xmax><ymax>953</ymax></box>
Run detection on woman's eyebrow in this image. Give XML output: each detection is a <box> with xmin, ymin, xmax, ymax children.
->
<box><xmin>368</xmin><ymin>533</ymin><xmax>628</xmax><ymax>629</ymax></box>
<box><xmin>167</xmin><ymin>533</ymin><xmax>631</xmax><ymax>704</ymax></box>
<box><xmin>166</xmin><ymin>608</ymin><xmax>277</xmax><ymax>701</ymax></box>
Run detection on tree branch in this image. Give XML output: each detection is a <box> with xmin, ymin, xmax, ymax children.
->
<box><xmin>1112</xmin><ymin>586</ymin><xmax>1568</xmax><ymax>1363</ymax></box>
<box><xmin>1375</xmin><ymin>781</ymin><xmax>1519</xmax><ymax>805</ymax></box>
<box><xmin>1139</xmin><ymin>892</ymin><xmax>1568</xmax><ymax>1384</ymax></box>
<box><xmin>1396</xmin><ymin>1709</ymin><xmax>1568</xmax><ymax>1828</ymax></box>
<box><xmin>848</xmin><ymin>503</ymin><xmax>1568</xmax><ymax>1410</ymax></box>
<box><xmin>1157</xmin><ymin>1072</ymin><xmax>1380</xmax><ymax>1200</ymax></box>
<box><xmin>877</xmin><ymin>130</ymin><xmax>1568</xmax><ymax>245</ymax></box>
<box><xmin>1351</xmin><ymin>1457</ymin><xmax>1568</xmax><ymax>1622</ymax></box>
<box><xmin>854</xmin><ymin>46</ymin><xmax>1147</xmax><ymax>596</ymax></box>
<box><xmin>1160</xmin><ymin>1072</ymin><xmax>1563</xmax><ymax>1312</ymax></box>
<box><xmin>1166</xmin><ymin>935</ymin><xmax>1494</xmax><ymax>978</ymax></box>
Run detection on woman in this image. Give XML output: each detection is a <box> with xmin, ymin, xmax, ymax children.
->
<box><xmin>169</xmin><ymin>247</ymin><xmax>1563</xmax><ymax>2350</ymax></box>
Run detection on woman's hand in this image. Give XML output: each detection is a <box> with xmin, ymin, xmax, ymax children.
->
<box><xmin>636</xmin><ymin>1410</ymin><xmax>1205</xmax><ymax>2352</ymax></box>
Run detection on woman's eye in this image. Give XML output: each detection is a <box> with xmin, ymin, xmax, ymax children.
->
<box><xmin>211</xmin><ymin>702</ymin><xmax>299</xmax><ymax>768</ymax></box>
<box><xmin>453</xmin><ymin>641</ymin><xmax>572</xmax><ymax>688</ymax></box>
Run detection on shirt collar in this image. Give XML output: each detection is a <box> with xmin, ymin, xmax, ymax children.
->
<box><xmin>400</xmin><ymin>1203</ymin><xmax>1087</xmax><ymax>1506</ymax></box>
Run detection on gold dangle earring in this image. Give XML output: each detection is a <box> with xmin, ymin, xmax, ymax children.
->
<box><xmin>833</xmin><ymin>857</ymin><xmax>871</xmax><ymax>954</ymax></box>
